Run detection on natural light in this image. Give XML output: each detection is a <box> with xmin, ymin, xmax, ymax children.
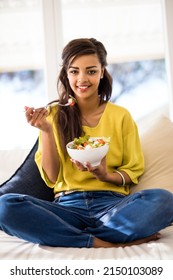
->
<box><xmin>0</xmin><ymin>0</ymin><xmax>169</xmax><ymax>149</ymax></box>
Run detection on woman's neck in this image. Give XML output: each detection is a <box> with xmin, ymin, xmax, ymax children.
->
<box><xmin>77</xmin><ymin>95</ymin><xmax>100</xmax><ymax>116</ymax></box>
<box><xmin>77</xmin><ymin>97</ymin><xmax>107</xmax><ymax>127</ymax></box>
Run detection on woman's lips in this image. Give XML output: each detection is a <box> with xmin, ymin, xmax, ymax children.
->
<box><xmin>77</xmin><ymin>85</ymin><xmax>89</xmax><ymax>92</ymax></box>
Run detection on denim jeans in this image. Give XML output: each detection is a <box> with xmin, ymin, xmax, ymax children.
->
<box><xmin>0</xmin><ymin>189</ymin><xmax>173</xmax><ymax>247</ymax></box>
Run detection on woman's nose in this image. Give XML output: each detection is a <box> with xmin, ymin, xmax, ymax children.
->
<box><xmin>77</xmin><ymin>72</ymin><xmax>88</xmax><ymax>83</ymax></box>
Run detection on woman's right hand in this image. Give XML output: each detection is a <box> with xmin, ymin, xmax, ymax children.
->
<box><xmin>24</xmin><ymin>106</ymin><xmax>51</xmax><ymax>132</ymax></box>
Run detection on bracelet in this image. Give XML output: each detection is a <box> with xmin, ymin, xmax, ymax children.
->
<box><xmin>114</xmin><ymin>170</ymin><xmax>126</xmax><ymax>186</ymax></box>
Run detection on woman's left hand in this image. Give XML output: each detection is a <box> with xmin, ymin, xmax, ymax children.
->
<box><xmin>71</xmin><ymin>157</ymin><xmax>108</xmax><ymax>182</ymax></box>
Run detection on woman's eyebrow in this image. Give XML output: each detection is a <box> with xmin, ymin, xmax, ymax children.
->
<box><xmin>68</xmin><ymin>66</ymin><xmax>98</xmax><ymax>69</ymax></box>
<box><xmin>86</xmin><ymin>66</ymin><xmax>97</xmax><ymax>69</ymax></box>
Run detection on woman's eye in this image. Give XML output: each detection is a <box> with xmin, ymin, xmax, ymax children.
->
<box><xmin>68</xmin><ymin>69</ymin><xmax>97</xmax><ymax>75</ymax></box>
<box><xmin>88</xmin><ymin>70</ymin><xmax>96</xmax><ymax>75</ymax></box>
<box><xmin>69</xmin><ymin>70</ymin><xmax>78</xmax><ymax>74</ymax></box>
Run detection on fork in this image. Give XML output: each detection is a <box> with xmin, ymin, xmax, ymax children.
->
<box><xmin>47</xmin><ymin>95</ymin><xmax>77</xmax><ymax>107</ymax></box>
<box><xmin>24</xmin><ymin>95</ymin><xmax>77</xmax><ymax>112</ymax></box>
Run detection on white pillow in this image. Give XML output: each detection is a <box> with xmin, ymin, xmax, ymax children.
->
<box><xmin>131</xmin><ymin>115</ymin><xmax>173</xmax><ymax>194</ymax></box>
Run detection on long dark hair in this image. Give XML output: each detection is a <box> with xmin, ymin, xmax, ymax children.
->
<box><xmin>53</xmin><ymin>38</ymin><xmax>113</xmax><ymax>153</ymax></box>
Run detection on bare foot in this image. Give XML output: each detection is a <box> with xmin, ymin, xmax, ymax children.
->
<box><xmin>93</xmin><ymin>232</ymin><xmax>161</xmax><ymax>248</ymax></box>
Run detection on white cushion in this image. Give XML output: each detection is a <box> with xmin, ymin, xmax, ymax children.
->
<box><xmin>131</xmin><ymin>115</ymin><xmax>173</xmax><ymax>193</ymax></box>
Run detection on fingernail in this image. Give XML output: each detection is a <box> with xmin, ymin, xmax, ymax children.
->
<box><xmin>24</xmin><ymin>106</ymin><xmax>29</xmax><ymax>111</ymax></box>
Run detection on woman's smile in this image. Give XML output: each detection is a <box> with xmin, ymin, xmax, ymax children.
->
<box><xmin>77</xmin><ymin>85</ymin><xmax>90</xmax><ymax>93</ymax></box>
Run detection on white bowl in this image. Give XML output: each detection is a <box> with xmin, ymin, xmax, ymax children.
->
<box><xmin>66</xmin><ymin>137</ymin><xmax>109</xmax><ymax>167</ymax></box>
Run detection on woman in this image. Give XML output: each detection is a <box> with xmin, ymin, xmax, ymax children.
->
<box><xmin>0</xmin><ymin>38</ymin><xmax>173</xmax><ymax>248</ymax></box>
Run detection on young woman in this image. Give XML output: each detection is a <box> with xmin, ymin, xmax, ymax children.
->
<box><xmin>0</xmin><ymin>38</ymin><xmax>173</xmax><ymax>248</ymax></box>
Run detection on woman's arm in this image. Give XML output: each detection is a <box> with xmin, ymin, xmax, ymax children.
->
<box><xmin>41</xmin><ymin>128</ymin><xmax>60</xmax><ymax>183</ymax></box>
<box><xmin>86</xmin><ymin>158</ymin><xmax>132</xmax><ymax>186</ymax></box>
<box><xmin>25</xmin><ymin>106</ymin><xmax>60</xmax><ymax>183</ymax></box>
<box><xmin>71</xmin><ymin>157</ymin><xmax>132</xmax><ymax>186</ymax></box>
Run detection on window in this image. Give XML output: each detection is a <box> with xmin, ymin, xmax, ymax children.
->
<box><xmin>0</xmin><ymin>0</ymin><xmax>169</xmax><ymax>149</ymax></box>
<box><xmin>108</xmin><ymin>59</ymin><xmax>168</xmax><ymax>121</ymax></box>
<box><xmin>61</xmin><ymin>0</ymin><xmax>169</xmax><ymax>129</ymax></box>
<box><xmin>0</xmin><ymin>0</ymin><xmax>47</xmax><ymax>149</ymax></box>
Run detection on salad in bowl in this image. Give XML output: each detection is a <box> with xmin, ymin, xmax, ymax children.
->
<box><xmin>66</xmin><ymin>135</ymin><xmax>110</xmax><ymax>167</ymax></box>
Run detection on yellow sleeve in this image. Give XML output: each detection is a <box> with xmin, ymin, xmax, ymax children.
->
<box><xmin>118</xmin><ymin>112</ymin><xmax>144</xmax><ymax>184</ymax></box>
<box><xmin>34</xmin><ymin>105</ymin><xmax>62</xmax><ymax>189</ymax></box>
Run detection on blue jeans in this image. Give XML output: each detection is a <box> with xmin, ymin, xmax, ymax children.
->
<box><xmin>0</xmin><ymin>189</ymin><xmax>173</xmax><ymax>247</ymax></box>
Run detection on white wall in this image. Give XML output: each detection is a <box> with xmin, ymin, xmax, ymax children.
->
<box><xmin>41</xmin><ymin>0</ymin><xmax>63</xmax><ymax>100</ymax></box>
<box><xmin>161</xmin><ymin>0</ymin><xmax>173</xmax><ymax>120</ymax></box>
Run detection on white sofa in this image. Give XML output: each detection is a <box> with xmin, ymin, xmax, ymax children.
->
<box><xmin>0</xmin><ymin>115</ymin><xmax>173</xmax><ymax>260</ymax></box>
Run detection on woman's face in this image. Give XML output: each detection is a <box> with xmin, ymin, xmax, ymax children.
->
<box><xmin>67</xmin><ymin>54</ymin><xmax>104</xmax><ymax>100</ymax></box>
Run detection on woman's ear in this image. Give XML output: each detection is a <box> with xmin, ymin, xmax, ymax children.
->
<box><xmin>101</xmin><ymin>68</ymin><xmax>104</xmax><ymax>79</ymax></box>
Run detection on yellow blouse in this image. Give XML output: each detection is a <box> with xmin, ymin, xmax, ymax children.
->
<box><xmin>35</xmin><ymin>102</ymin><xmax>144</xmax><ymax>195</ymax></box>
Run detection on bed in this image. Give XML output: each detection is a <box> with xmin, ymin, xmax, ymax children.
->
<box><xmin>0</xmin><ymin>115</ymin><xmax>173</xmax><ymax>260</ymax></box>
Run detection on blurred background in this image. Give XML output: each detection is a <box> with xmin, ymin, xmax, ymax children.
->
<box><xmin>0</xmin><ymin>0</ymin><xmax>172</xmax><ymax>149</ymax></box>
